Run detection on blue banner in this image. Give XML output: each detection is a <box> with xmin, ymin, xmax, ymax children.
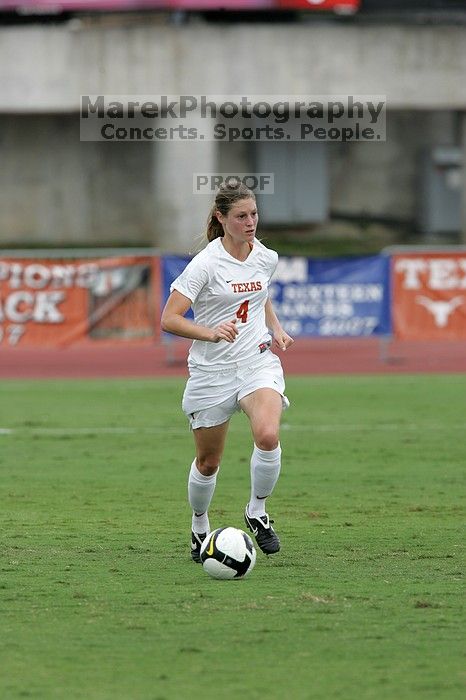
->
<box><xmin>161</xmin><ymin>255</ymin><xmax>193</xmax><ymax>323</ymax></box>
<box><xmin>269</xmin><ymin>255</ymin><xmax>391</xmax><ymax>337</ymax></box>
<box><xmin>162</xmin><ymin>253</ymin><xmax>391</xmax><ymax>337</ymax></box>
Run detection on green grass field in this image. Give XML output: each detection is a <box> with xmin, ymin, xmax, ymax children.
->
<box><xmin>0</xmin><ymin>374</ymin><xmax>464</xmax><ymax>700</ymax></box>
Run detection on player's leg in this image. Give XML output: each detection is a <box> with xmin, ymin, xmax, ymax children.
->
<box><xmin>182</xmin><ymin>365</ymin><xmax>237</xmax><ymax>561</ymax></box>
<box><xmin>189</xmin><ymin>420</ymin><xmax>230</xmax><ymax>562</ymax></box>
<box><xmin>240</xmin><ymin>388</ymin><xmax>283</xmax><ymax>554</ymax></box>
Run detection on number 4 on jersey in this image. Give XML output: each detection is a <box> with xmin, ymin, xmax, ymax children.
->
<box><xmin>236</xmin><ymin>300</ymin><xmax>250</xmax><ymax>324</ymax></box>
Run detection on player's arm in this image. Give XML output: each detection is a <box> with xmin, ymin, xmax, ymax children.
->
<box><xmin>265</xmin><ymin>297</ymin><xmax>294</xmax><ymax>352</ymax></box>
<box><xmin>161</xmin><ymin>290</ymin><xmax>238</xmax><ymax>343</ymax></box>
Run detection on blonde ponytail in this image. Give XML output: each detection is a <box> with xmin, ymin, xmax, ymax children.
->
<box><xmin>206</xmin><ymin>206</ymin><xmax>225</xmax><ymax>242</ymax></box>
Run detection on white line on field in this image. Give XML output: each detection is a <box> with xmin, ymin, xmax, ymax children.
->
<box><xmin>0</xmin><ymin>427</ymin><xmax>185</xmax><ymax>436</ymax></box>
<box><xmin>0</xmin><ymin>423</ymin><xmax>464</xmax><ymax>437</ymax></box>
<box><xmin>283</xmin><ymin>423</ymin><xmax>466</xmax><ymax>432</ymax></box>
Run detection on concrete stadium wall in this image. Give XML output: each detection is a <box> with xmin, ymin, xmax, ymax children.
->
<box><xmin>328</xmin><ymin>111</ymin><xmax>457</xmax><ymax>220</ymax></box>
<box><xmin>0</xmin><ymin>110</ymin><xmax>457</xmax><ymax>246</ymax></box>
<box><xmin>1</xmin><ymin>19</ymin><xmax>465</xmax><ymax>249</ymax></box>
<box><xmin>1</xmin><ymin>21</ymin><xmax>466</xmax><ymax>110</ymax></box>
<box><xmin>0</xmin><ymin>115</ymin><xmax>153</xmax><ymax>245</ymax></box>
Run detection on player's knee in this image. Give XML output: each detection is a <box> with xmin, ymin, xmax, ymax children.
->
<box><xmin>196</xmin><ymin>456</ymin><xmax>220</xmax><ymax>477</ymax></box>
<box><xmin>255</xmin><ymin>429</ymin><xmax>279</xmax><ymax>452</ymax></box>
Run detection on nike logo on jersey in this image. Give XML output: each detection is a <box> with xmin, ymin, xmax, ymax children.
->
<box><xmin>225</xmin><ymin>279</ymin><xmax>232</xmax><ymax>283</ymax></box>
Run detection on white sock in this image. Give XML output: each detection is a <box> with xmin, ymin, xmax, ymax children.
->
<box><xmin>247</xmin><ymin>443</ymin><xmax>282</xmax><ymax>517</ymax></box>
<box><xmin>188</xmin><ymin>459</ymin><xmax>218</xmax><ymax>534</ymax></box>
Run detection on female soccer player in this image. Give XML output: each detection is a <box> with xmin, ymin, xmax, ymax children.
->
<box><xmin>161</xmin><ymin>181</ymin><xmax>293</xmax><ymax>561</ymax></box>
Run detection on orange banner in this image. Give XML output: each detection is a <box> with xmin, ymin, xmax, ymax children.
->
<box><xmin>0</xmin><ymin>256</ymin><xmax>160</xmax><ymax>347</ymax></box>
<box><xmin>392</xmin><ymin>253</ymin><xmax>466</xmax><ymax>340</ymax></box>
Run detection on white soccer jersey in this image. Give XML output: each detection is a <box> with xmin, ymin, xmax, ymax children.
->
<box><xmin>170</xmin><ymin>237</ymin><xmax>278</xmax><ymax>367</ymax></box>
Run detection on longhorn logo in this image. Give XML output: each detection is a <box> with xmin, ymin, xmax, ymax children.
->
<box><xmin>415</xmin><ymin>295</ymin><xmax>464</xmax><ymax>327</ymax></box>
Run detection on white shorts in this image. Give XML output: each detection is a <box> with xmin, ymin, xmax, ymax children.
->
<box><xmin>182</xmin><ymin>350</ymin><xmax>289</xmax><ymax>429</ymax></box>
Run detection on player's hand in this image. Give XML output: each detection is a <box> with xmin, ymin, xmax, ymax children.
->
<box><xmin>273</xmin><ymin>329</ymin><xmax>294</xmax><ymax>352</ymax></box>
<box><xmin>211</xmin><ymin>319</ymin><xmax>239</xmax><ymax>343</ymax></box>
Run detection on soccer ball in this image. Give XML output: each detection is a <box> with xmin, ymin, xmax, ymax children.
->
<box><xmin>200</xmin><ymin>526</ymin><xmax>256</xmax><ymax>580</ymax></box>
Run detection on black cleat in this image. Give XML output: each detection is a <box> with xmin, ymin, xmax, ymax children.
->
<box><xmin>191</xmin><ymin>531</ymin><xmax>207</xmax><ymax>563</ymax></box>
<box><xmin>244</xmin><ymin>508</ymin><xmax>280</xmax><ymax>555</ymax></box>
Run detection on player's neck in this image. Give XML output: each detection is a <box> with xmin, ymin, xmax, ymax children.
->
<box><xmin>221</xmin><ymin>237</ymin><xmax>253</xmax><ymax>262</ymax></box>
